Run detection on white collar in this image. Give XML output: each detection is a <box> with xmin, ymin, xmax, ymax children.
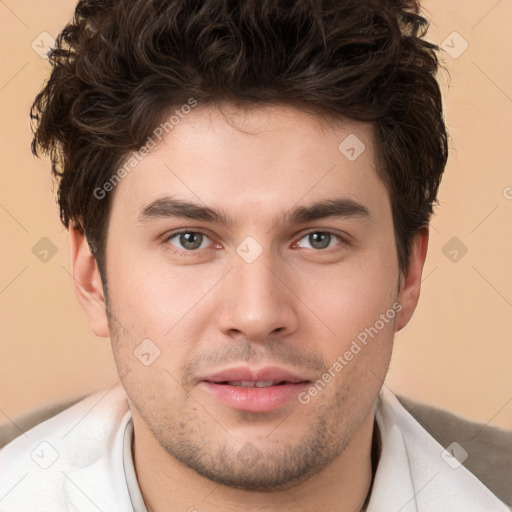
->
<box><xmin>367</xmin><ymin>387</ymin><xmax>509</xmax><ymax>511</ymax></box>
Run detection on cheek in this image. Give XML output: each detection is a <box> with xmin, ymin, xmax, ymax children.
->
<box><xmin>107</xmin><ymin>251</ymin><xmax>218</xmax><ymax>336</ymax></box>
<box><xmin>301</xmin><ymin>259</ymin><xmax>397</xmax><ymax>337</ymax></box>
<box><xmin>293</xmin><ymin>248</ymin><xmax>398</xmax><ymax>378</ymax></box>
<box><xmin>105</xmin><ymin>254</ymin><xmax>223</xmax><ymax>383</ymax></box>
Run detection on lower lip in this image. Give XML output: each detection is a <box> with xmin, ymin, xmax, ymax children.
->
<box><xmin>200</xmin><ymin>382</ymin><xmax>310</xmax><ymax>412</ymax></box>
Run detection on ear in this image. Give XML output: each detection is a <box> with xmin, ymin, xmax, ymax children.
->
<box><xmin>395</xmin><ymin>226</ymin><xmax>429</xmax><ymax>332</ymax></box>
<box><xmin>69</xmin><ymin>223</ymin><xmax>110</xmax><ymax>338</ymax></box>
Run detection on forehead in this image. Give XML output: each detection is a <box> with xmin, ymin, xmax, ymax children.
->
<box><xmin>109</xmin><ymin>103</ymin><xmax>388</xmax><ymax>223</ymax></box>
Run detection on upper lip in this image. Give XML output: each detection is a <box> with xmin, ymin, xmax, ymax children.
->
<box><xmin>200</xmin><ymin>366</ymin><xmax>312</xmax><ymax>384</ymax></box>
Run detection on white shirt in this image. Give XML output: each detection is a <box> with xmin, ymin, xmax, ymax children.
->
<box><xmin>0</xmin><ymin>383</ymin><xmax>508</xmax><ymax>512</ymax></box>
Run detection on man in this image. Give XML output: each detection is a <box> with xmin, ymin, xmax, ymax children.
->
<box><xmin>0</xmin><ymin>0</ymin><xmax>510</xmax><ymax>510</ymax></box>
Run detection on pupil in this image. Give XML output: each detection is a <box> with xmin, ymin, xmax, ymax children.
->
<box><xmin>181</xmin><ymin>232</ymin><xmax>202</xmax><ymax>250</ymax></box>
<box><xmin>310</xmin><ymin>232</ymin><xmax>330</xmax><ymax>249</ymax></box>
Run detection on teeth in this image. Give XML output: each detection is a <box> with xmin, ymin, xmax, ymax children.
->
<box><xmin>228</xmin><ymin>381</ymin><xmax>281</xmax><ymax>387</ymax></box>
<box><xmin>254</xmin><ymin>381</ymin><xmax>278</xmax><ymax>387</ymax></box>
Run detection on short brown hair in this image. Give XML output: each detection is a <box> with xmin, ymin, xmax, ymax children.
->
<box><xmin>31</xmin><ymin>0</ymin><xmax>448</xmax><ymax>280</ymax></box>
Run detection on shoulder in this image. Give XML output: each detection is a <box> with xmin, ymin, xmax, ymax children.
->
<box><xmin>397</xmin><ymin>394</ymin><xmax>512</xmax><ymax>507</ymax></box>
<box><xmin>0</xmin><ymin>385</ymin><xmax>132</xmax><ymax>512</ymax></box>
<box><xmin>0</xmin><ymin>395</ymin><xmax>87</xmax><ymax>450</ymax></box>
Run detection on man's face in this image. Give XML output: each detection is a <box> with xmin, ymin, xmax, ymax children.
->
<box><xmin>100</xmin><ymin>103</ymin><xmax>404</xmax><ymax>490</ymax></box>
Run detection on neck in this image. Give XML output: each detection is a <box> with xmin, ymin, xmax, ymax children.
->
<box><xmin>132</xmin><ymin>408</ymin><xmax>377</xmax><ymax>512</ymax></box>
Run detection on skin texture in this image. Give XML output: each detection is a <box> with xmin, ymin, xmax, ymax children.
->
<box><xmin>70</xmin><ymin>103</ymin><xmax>428</xmax><ymax>512</ymax></box>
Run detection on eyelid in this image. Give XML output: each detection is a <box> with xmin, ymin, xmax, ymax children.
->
<box><xmin>164</xmin><ymin>228</ymin><xmax>215</xmax><ymax>241</ymax></box>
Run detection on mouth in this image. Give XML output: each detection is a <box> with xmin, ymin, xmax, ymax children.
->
<box><xmin>198</xmin><ymin>366</ymin><xmax>312</xmax><ymax>412</ymax></box>
<box><xmin>210</xmin><ymin>380</ymin><xmax>297</xmax><ymax>387</ymax></box>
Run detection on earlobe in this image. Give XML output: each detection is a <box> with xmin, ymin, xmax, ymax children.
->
<box><xmin>69</xmin><ymin>223</ymin><xmax>110</xmax><ymax>338</ymax></box>
<box><xmin>395</xmin><ymin>227</ymin><xmax>429</xmax><ymax>332</ymax></box>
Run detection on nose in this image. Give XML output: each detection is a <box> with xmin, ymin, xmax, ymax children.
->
<box><xmin>216</xmin><ymin>250</ymin><xmax>299</xmax><ymax>342</ymax></box>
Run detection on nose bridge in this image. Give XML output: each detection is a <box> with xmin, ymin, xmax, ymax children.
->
<box><xmin>217</xmin><ymin>243</ymin><xmax>298</xmax><ymax>340</ymax></box>
<box><xmin>237</xmin><ymin>250</ymin><xmax>279</xmax><ymax>304</ymax></box>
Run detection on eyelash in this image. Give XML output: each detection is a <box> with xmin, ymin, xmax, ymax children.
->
<box><xmin>162</xmin><ymin>229</ymin><xmax>349</xmax><ymax>257</ymax></box>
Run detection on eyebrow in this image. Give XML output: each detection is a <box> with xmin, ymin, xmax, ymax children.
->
<box><xmin>137</xmin><ymin>195</ymin><xmax>371</xmax><ymax>226</ymax></box>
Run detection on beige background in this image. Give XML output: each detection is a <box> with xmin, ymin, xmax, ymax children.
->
<box><xmin>0</xmin><ymin>0</ymin><xmax>511</xmax><ymax>430</ymax></box>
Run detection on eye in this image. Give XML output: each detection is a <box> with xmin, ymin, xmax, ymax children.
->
<box><xmin>295</xmin><ymin>231</ymin><xmax>344</xmax><ymax>250</ymax></box>
<box><xmin>166</xmin><ymin>231</ymin><xmax>213</xmax><ymax>251</ymax></box>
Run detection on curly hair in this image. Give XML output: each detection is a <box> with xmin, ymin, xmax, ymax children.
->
<box><xmin>31</xmin><ymin>0</ymin><xmax>448</xmax><ymax>280</ymax></box>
